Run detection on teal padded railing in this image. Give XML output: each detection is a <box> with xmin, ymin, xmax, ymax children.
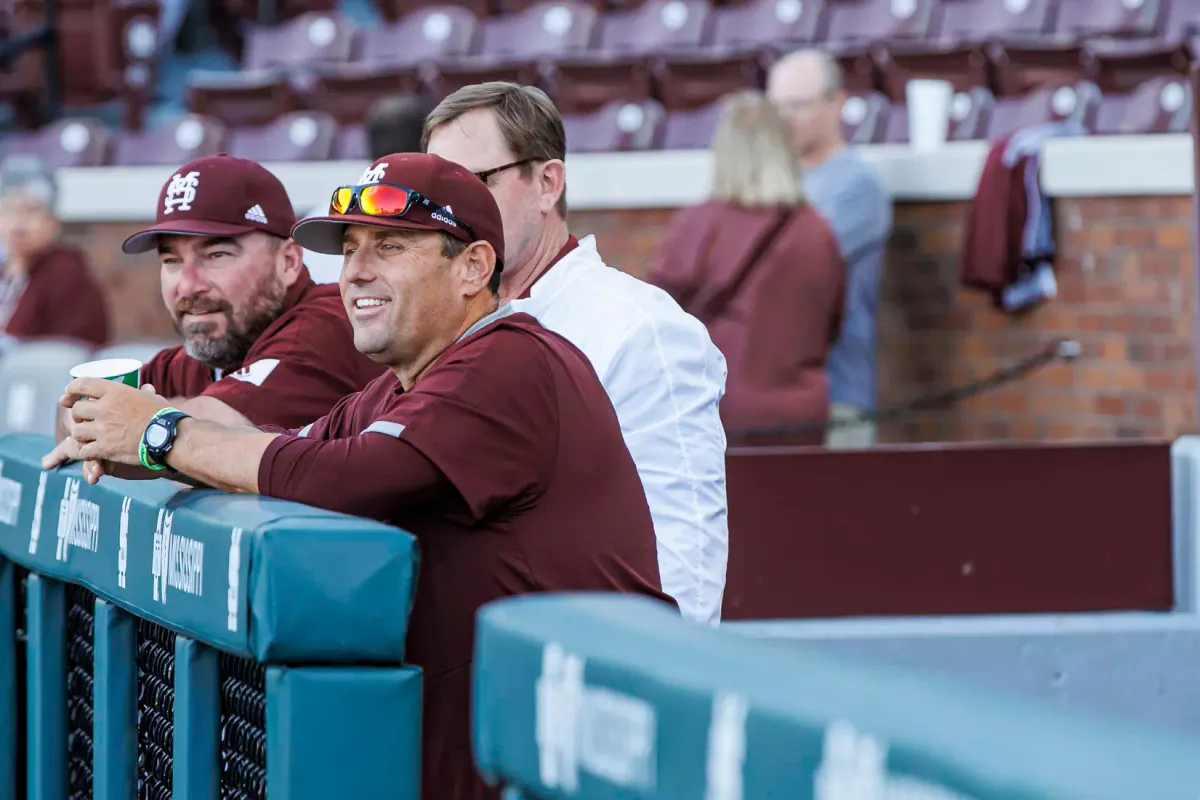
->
<box><xmin>474</xmin><ymin>594</ymin><xmax>1200</xmax><ymax>800</ymax></box>
<box><xmin>0</xmin><ymin>433</ymin><xmax>423</xmax><ymax>799</ymax></box>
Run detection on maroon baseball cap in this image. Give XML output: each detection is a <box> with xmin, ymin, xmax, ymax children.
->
<box><xmin>122</xmin><ymin>154</ymin><xmax>297</xmax><ymax>254</ymax></box>
<box><xmin>291</xmin><ymin>152</ymin><xmax>505</xmax><ymax>268</ymax></box>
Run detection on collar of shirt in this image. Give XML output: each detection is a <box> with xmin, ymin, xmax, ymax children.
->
<box><xmin>390</xmin><ymin>303</ymin><xmax>519</xmax><ymax>395</ymax></box>
<box><xmin>518</xmin><ymin>234</ymin><xmax>579</xmax><ymax>299</ymax></box>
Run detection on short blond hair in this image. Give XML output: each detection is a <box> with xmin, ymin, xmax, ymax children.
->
<box><xmin>709</xmin><ymin>91</ymin><xmax>802</xmax><ymax>208</ymax></box>
<box><xmin>423</xmin><ymin>82</ymin><xmax>568</xmax><ymax>217</ymax></box>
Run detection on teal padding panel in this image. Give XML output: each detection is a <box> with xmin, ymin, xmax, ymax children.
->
<box><xmin>266</xmin><ymin>665</ymin><xmax>422</xmax><ymax>800</ymax></box>
<box><xmin>474</xmin><ymin>594</ymin><xmax>1200</xmax><ymax>800</ymax></box>
<box><xmin>0</xmin><ymin>559</ymin><xmax>15</xmax><ymax>795</ymax></box>
<box><xmin>93</xmin><ymin>598</ymin><xmax>137</xmax><ymax>800</ymax></box>
<box><xmin>26</xmin><ymin>573</ymin><xmax>66</xmax><ymax>800</ymax></box>
<box><xmin>174</xmin><ymin>636</ymin><xmax>220</xmax><ymax>800</ymax></box>
<box><xmin>0</xmin><ymin>434</ymin><xmax>418</xmax><ymax>663</ymax></box>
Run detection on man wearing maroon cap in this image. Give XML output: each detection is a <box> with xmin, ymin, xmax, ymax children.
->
<box><xmin>50</xmin><ymin>152</ymin><xmax>672</xmax><ymax>800</ymax></box>
<box><xmin>46</xmin><ymin>154</ymin><xmax>384</xmax><ymax>466</ymax></box>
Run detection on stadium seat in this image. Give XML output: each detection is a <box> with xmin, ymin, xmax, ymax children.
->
<box><xmin>708</xmin><ymin>0</ymin><xmax>828</xmax><ymax>51</ymax></box>
<box><xmin>563</xmin><ymin>98</ymin><xmax>666</xmax><ymax>151</ymax></box>
<box><xmin>227</xmin><ymin>110</ymin><xmax>337</xmax><ymax>161</ymax></box>
<box><xmin>986</xmin><ymin>80</ymin><xmax>1100</xmax><ymax>139</ymax></box>
<box><xmin>653</xmin><ymin>52</ymin><xmax>764</xmax><ymax>109</ymax></box>
<box><xmin>549</xmin><ymin>0</ymin><xmax>714</xmax><ymax>113</ymax></box>
<box><xmin>215</xmin><ymin>0</ymin><xmax>337</xmax><ymax>23</ymax></box>
<box><xmin>333</xmin><ymin>123</ymin><xmax>369</xmax><ymax>159</ymax></box>
<box><xmin>823</xmin><ymin>0</ymin><xmax>938</xmax><ymax>47</ymax></box>
<box><xmin>989</xmin><ymin>40</ymin><xmax>1091</xmax><ymax>96</ymax></box>
<box><xmin>1053</xmin><ymin>0</ymin><xmax>1166</xmax><ymax>40</ymax></box>
<box><xmin>433</xmin><ymin>1</ymin><xmax>600</xmax><ymax>99</ymax></box>
<box><xmin>1085</xmin><ymin>0</ymin><xmax>1200</xmax><ymax>93</ymax></box>
<box><xmin>308</xmin><ymin>6</ymin><xmax>477</xmax><ymax>123</ymax></box>
<box><xmin>876</xmin><ymin>41</ymin><xmax>991</xmax><ymax>102</ymax></box>
<box><xmin>1094</xmin><ymin>75</ymin><xmax>1191</xmax><ymax>134</ymax></box>
<box><xmin>378</xmin><ymin>0</ymin><xmax>490</xmax><ymax>21</ymax></box>
<box><xmin>0</xmin><ymin>117</ymin><xmax>111</xmax><ymax>168</ymax></box>
<box><xmin>187</xmin><ymin>12</ymin><xmax>358</xmax><ymax>126</ymax></box>
<box><xmin>0</xmin><ymin>339</ymin><xmax>93</xmax><ymax>437</ymax></box>
<box><xmin>933</xmin><ymin>0</ymin><xmax>1058</xmax><ymax>42</ymax></box>
<box><xmin>661</xmin><ymin>97</ymin><xmax>723</xmax><ymax>148</ymax></box>
<box><xmin>840</xmin><ymin>89</ymin><xmax>892</xmax><ymax>143</ymax></box>
<box><xmin>111</xmin><ymin>114</ymin><xmax>227</xmax><ymax>166</ymax></box>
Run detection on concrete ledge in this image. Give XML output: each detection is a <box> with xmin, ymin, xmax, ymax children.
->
<box><xmin>54</xmin><ymin>134</ymin><xmax>1193</xmax><ymax>223</ymax></box>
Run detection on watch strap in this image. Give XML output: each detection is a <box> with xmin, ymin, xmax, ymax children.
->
<box><xmin>139</xmin><ymin>407</ymin><xmax>189</xmax><ymax>471</ymax></box>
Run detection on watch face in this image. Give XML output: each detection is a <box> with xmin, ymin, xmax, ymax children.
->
<box><xmin>146</xmin><ymin>423</ymin><xmax>170</xmax><ymax>449</ymax></box>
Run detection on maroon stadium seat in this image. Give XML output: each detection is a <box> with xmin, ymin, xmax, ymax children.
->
<box><xmin>227</xmin><ymin>110</ymin><xmax>337</xmax><ymax>162</ymax></box>
<box><xmin>111</xmin><ymin>115</ymin><xmax>227</xmax><ymax>166</ymax></box>
<box><xmin>1094</xmin><ymin>75</ymin><xmax>1191</xmax><ymax>134</ymax></box>
<box><xmin>433</xmin><ymin>1</ymin><xmax>599</xmax><ymax>98</ymax></box>
<box><xmin>840</xmin><ymin>90</ymin><xmax>891</xmax><ymax>143</ymax></box>
<box><xmin>823</xmin><ymin>0</ymin><xmax>937</xmax><ymax>47</ymax></box>
<box><xmin>653</xmin><ymin>52</ymin><xmax>765</xmax><ymax>109</ymax></box>
<box><xmin>1085</xmin><ymin>1</ymin><xmax>1200</xmax><ymax>94</ymax></box>
<box><xmin>378</xmin><ymin>0</ymin><xmax>491</xmax><ymax>22</ymax></box>
<box><xmin>563</xmin><ymin>98</ymin><xmax>666</xmax><ymax>151</ymax></box>
<box><xmin>988</xmin><ymin>40</ymin><xmax>1091</xmax><ymax>96</ymax></box>
<box><xmin>0</xmin><ymin>117</ymin><xmax>112</xmax><ymax>167</ymax></box>
<box><xmin>307</xmin><ymin>6</ymin><xmax>476</xmax><ymax>123</ymax></box>
<box><xmin>661</xmin><ymin>97</ymin><xmax>724</xmax><ymax>148</ymax></box>
<box><xmin>708</xmin><ymin>0</ymin><xmax>828</xmax><ymax>51</ymax></box>
<box><xmin>550</xmin><ymin>0</ymin><xmax>713</xmax><ymax>113</ymax></box>
<box><xmin>875</xmin><ymin>42</ymin><xmax>991</xmax><ymax>101</ymax></box>
<box><xmin>188</xmin><ymin>12</ymin><xmax>357</xmax><ymax>126</ymax></box>
<box><xmin>333</xmin><ymin>124</ymin><xmax>369</xmax><ymax>159</ymax></box>
<box><xmin>985</xmin><ymin>80</ymin><xmax>1100</xmax><ymax>139</ymax></box>
<box><xmin>933</xmin><ymin>0</ymin><xmax>1058</xmax><ymax>42</ymax></box>
<box><xmin>878</xmin><ymin>85</ymin><xmax>996</xmax><ymax>143</ymax></box>
<box><xmin>1052</xmin><ymin>0</ymin><xmax>1165</xmax><ymax>40</ymax></box>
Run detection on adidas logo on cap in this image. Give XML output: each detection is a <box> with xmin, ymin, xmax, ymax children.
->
<box><xmin>245</xmin><ymin>204</ymin><xmax>268</xmax><ymax>224</ymax></box>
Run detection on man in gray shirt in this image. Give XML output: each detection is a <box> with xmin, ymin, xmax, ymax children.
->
<box><xmin>767</xmin><ymin>49</ymin><xmax>893</xmax><ymax>448</ymax></box>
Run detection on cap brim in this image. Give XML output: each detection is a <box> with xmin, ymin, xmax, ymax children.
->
<box><xmin>291</xmin><ymin>213</ymin><xmax>446</xmax><ymax>256</ymax></box>
<box><xmin>121</xmin><ymin>219</ymin><xmax>263</xmax><ymax>254</ymax></box>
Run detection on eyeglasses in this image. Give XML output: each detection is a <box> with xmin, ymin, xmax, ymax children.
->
<box><xmin>329</xmin><ymin>182</ymin><xmax>476</xmax><ymax>239</ymax></box>
<box><xmin>473</xmin><ymin>159</ymin><xmax>536</xmax><ymax>184</ymax></box>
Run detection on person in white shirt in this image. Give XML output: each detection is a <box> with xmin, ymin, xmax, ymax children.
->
<box><xmin>423</xmin><ymin>82</ymin><xmax>730</xmax><ymax>625</ymax></box>
<box><xmin>303</xmin><ymin>93</ymin><xmax>436</xmax><ymax>284</ymax></box>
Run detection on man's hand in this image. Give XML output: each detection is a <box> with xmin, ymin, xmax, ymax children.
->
<box><xmin>62</xmin><ymin>377</ymin><xmax>168</xmax><ymax>466</ymax></box>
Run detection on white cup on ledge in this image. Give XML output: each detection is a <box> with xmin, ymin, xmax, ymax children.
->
<box><xmin>905</xmin><ymin>79</ymin><xmax>954</xmax><ymax>153</ymax></box>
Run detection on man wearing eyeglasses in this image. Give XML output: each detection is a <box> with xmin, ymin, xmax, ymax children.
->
<box><xmin>767</xmin><ymin>50</ymin><xmax>893</xmax><ymax>450</ymax></box>
<box><xmin>424</xmin><ymin>83</ymin><xmax>730</xmax><ymax>627</ymax></box>
<box><xmin>49</xmin><ymin>152</ymin><xmax>673</xmax><ymax>800</ymax></box>
<box><xmin>44</xmin><ymin>154</ymin><xmax>384</xmax><ymax>469</ymax></box>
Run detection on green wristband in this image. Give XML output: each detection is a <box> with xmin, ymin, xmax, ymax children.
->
<box><xmin>139</xmin><ymin>406</ymin><xmax>185</xmax><ymax>471</ymax></box>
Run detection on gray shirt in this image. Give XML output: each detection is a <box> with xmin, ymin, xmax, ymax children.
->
<box><xmin>803</xmin><ymin>148</ymin><xmax>892</xmax><ymax>412</ymax></box>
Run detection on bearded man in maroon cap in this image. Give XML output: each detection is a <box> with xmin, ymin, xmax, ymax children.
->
<box><xmin>45</xmin><ymin>154</ymin><xmax>384</xmax><ymax>468</ymax></box>
<box><xmin>48</xmin><ymin>152</ymin><xmax>673</xmax><ymax>800</ymax></box>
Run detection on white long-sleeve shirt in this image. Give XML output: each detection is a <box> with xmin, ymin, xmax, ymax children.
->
<box><xmin>511</xmin><ymin>235</ymin><xmax>729</xmax><ymax>624</ymax></box>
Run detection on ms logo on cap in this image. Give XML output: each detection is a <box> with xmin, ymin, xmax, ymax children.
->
<box><xmin>164</xmin><ymin>171</ymin><xmax>200</xmax><ymax>215</ymax></box>
<box><xmin>359</xmin><ymin>163</ymin><xmax>388</xmax><ymax>184</ymax></box>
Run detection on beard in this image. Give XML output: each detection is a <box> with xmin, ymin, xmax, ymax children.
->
<box><xmin>174</xmin><ymin>271</ymin><xmax>287</xmax><ymax>371</ymax></box>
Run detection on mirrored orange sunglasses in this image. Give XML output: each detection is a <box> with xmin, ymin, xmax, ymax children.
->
<box><xmin>328</xmin><ymin>183</ymin><xmax>476</xmax><ymax>238</ymax></box>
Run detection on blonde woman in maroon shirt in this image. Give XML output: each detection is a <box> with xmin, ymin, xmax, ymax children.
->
<box><xmin>647</xmin><ymin>91</ymin><xmax>846</xmax><ymax>446</ymax></box>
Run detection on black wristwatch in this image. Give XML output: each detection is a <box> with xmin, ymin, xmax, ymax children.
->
<box><xmin>140</xmin><ymin>408</ymin><xmax>191</xmax><ymax>471</ymax></box>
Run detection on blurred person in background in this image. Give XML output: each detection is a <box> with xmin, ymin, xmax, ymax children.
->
<box><xmin>424</xmin><ymin>82</ymin><xmax>729</xmax><ymax>626</ymax></box>
<box><xmin>768</xmin><ymin>49</ymin><xmax>892</xmax><ymax>449</ymax></box>
<box><xmin>647</xmin><ymin>91</ymin><xmax>844</xmax><ymax>447</ymax></box>
<box><xmin>304</xmin><ymin>93</ymin><xmax>437</xmax><ymax>284</ymax></box>
<box><xmin>45</xmin><ymin>154</ymin><xmax>384</xmax><ymax>467</ymax></box>
<box><xmin>0</xmin><ymin>154</ymin><xmax>110</xmax><ymax>349</ymax></box>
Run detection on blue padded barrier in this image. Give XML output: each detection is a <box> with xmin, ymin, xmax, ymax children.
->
<box><xmin>0</xmin><ymin>434</ymin><xmax>424</xmax><ymax>799</ymax></box>
<box><xmin>474</xmin><ymin>594</ymin><xmax>1200</xmax><ymax>800</ymax></box>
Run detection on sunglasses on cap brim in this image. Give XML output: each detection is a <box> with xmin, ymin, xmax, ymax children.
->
<box><xmin>329</xmin><ymin>183</ymin><xmax>477</xmax><ymax>240</ymax></box>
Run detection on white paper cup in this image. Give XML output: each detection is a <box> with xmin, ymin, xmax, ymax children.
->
<box><xmin>69</xmin><ymin>358</ymin><xmax>142</xmax><ymax>388</ymax></box>
<box><xmin>906</xmin><ymin>79</ymin><xmax>953</xmax><ymax>153</ymax></box>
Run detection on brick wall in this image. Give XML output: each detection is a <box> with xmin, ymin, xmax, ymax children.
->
<box><xmin>63</xmin><ymin>194</ymin><xmax>1198</xmax><ymax>444</ymax></box>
